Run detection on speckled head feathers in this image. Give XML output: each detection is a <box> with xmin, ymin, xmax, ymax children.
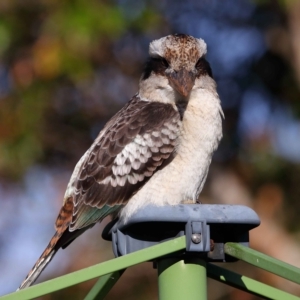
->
<box><xmin>149</xmin><ymin>34</ymin><xmax>207</xmax><ymax>70</ymax></box>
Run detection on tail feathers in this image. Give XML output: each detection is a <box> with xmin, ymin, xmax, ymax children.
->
<box><xmin>18</xmin><ymin>198</ymin><xmax>74</xmax><ymax>290</ymax></box>
<box><xmin>17</xmin><ymin>227</ymin><xmax>66</xmax><ymax>290</ymax></box>
<box><xmin>18</xmin><ymin>248</ymin><xmax>57</xmax><ymax>290</ymax></box>
<box><xmin>18</xmin><ymin>226</ymin><xmax>66</xmax><ymax>290</ymax></box>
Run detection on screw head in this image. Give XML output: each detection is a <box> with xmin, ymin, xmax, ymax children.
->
<box><xmin>191</xmin><ymin>233</ymin><xmax>201</xmax><ymax>244</ymax></box>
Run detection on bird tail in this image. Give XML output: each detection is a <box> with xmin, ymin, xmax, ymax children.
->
<box><xmin>18</xmin><ymin>197</ymin><xmax>74</xmax><ymax>290</ymax></box>
<box><xmin>17</xmin><ymin>231</ymin><xmax>62</xmax><ymax>290</ymax></box>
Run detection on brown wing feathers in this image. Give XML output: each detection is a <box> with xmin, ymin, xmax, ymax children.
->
<box><xmin>70</xmin><ymin>97</ymin><xmax>180</xmax><ymax>230</ymax></box>
<box><xmin>18</xmin><ymin>95</ymin><xmax>180</xmax><ymax>289</ymax></box>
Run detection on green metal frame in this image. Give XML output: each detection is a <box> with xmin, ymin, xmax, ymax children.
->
<box><xmin>1</xmin><ymin>237</ymin><xmax>300</xmax><ymax>300</ymax></box>
<box><xmin>157</xmin><ymin>258</ymin><xmax>207</xmax><ymax>300</ymax></box>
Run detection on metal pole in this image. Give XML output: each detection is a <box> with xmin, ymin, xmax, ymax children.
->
<box><xmin>157</xmin><ymin>257</ymin><xmax>207</xmax><ymax>300</ymax></box>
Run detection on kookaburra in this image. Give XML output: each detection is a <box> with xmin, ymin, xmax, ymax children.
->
<box><xmin>19</xmin><ymin>34</ymin><xmax>223</xmax><ymax>289</ymax></box>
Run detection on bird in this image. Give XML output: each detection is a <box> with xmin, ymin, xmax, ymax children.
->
<box><xmin>18</xmin><ymin>33</ymin><xmax>223</xmax><ymax>289</ymax></box>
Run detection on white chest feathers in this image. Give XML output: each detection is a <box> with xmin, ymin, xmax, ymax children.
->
<box><xmin>120</xmin><ymin>87</ymin><xmax>223</xmax><ymax>222</ymax></box>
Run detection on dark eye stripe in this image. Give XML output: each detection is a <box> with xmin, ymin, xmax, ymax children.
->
<box><xmin>152</xmin><ymin>57</ymin><xmax>169</xmax><ymax>68</ymax></box>
<box><xmin>196</xmin><ymin>57</ymin><xmax>213</xmax><ymax>78</ymax></box>
<box><xmin>142</xmin><ymin>57</ymin><xmax>169</xmax><ymax>80</ymax></box>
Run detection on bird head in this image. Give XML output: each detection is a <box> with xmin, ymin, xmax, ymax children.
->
<box><xmin>140</xmin><ymin>34</ymin><xmax>213</xmax><ymax>103</ymax></box>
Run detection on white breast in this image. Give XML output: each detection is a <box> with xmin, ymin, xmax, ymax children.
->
<box><xmin>120</xmin><ymin>79</ymin><xmax>223</xmax><ymax>223</ymax></box>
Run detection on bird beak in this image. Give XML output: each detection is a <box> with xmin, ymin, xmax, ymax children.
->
<box><xmin>167</xmin><ymin>69</ymin><xmax>196</xmax><ymax>98</ymax></box>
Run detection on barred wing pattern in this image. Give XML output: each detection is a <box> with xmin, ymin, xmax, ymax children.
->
<box><xmin>68</xmin><ymin>95</ymin><xmax>181</xmax><ymax>231</ymax></box>
<box><xmin>18</xmin><ymin>95</ymin><xmax>181</xmax><ymax>290</ymax></box>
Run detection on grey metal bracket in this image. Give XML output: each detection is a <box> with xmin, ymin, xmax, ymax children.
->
<box><xmin>102</xmin><ymin>204</ymin><xmax>260</xmax><ymax>262</ymax></box>
<box><xmin>185</xmin><ymin>220</ymin><xmax>210</xmax><ymax>252</ymax></box>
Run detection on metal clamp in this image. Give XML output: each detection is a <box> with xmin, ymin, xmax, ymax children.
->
<box><xmin>102</xmin><ymin>204</ymin><xmax>260</xmax><ymax>262</ymax></box>
<box><xmin>185</xmin><ymin>221</ymin><xmax>210</xmax><ymax>252</ymax></box>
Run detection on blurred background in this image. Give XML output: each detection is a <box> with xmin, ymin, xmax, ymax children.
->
<box><xmin>0</xmin><ymin>0</ymin><xmax>300</xmax><ymax>299</ymax></box>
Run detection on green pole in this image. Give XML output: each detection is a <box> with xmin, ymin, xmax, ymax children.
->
<box><xmin>157</xmin><ymin>257</ymin><xmax>207</xmax><ymax>300</ymax></box>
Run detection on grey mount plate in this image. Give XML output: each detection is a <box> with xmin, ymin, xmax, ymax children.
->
<box><xmin>102</xmin><ymin>204</ymin><xmax>260</xmax><ymax>262</ymax></box>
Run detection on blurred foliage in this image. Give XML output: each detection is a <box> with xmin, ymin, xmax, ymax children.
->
<box><xmin>0</xmin><ymin>0</ymin><xmax>163</xmax><ymax>179</ymax></box>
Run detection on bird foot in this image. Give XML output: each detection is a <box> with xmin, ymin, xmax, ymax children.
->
<box><xmin>182</xmin><ymin>199</ymin><xmax>202</xmax><ymax>204</ymax></box>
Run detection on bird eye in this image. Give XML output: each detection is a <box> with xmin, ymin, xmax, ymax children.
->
<box><xmin>160</xmin><ymin>58</ymin><xmax>169</xmax><ymax>68</ymax></box>
<box><xmin>153</xmin><ymin>57</ymin><xmax>169</xmax><ymax>68</ymax></box>
<box><xmin>196</xmin><ymin>58</ymin><xmax>204</xmax><ymax>69</ymax></box>
<box><xmin>195</xmin><ymin>57</ymin><xmax>213</xmax><ymax>78</ymax></box>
